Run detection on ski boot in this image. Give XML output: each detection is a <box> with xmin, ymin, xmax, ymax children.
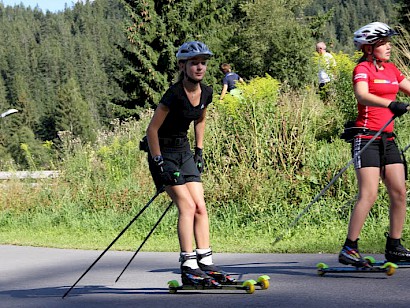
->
<box><xmin>180</xmin><ymin>253</ymin><xmax>220</xmax><ymax>287</ymax></box>
<box><xmin>338</xmin><ymin>239</ymin><xmax>371</xmax><ymax>268</ymax></box>
<box><xmin>385</xmin><ymin>233</ymin><xmax>410</xmax><ymax>263</ymax></box>
<box><xmin>197</xmin><ymin>249</ymin><xmax>236</xmax><ymax>283</ymax></box>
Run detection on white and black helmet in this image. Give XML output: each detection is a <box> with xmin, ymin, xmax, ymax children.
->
<box><xmin>176</xmin><ymin>41</ymin><xmax>213</xmax><ymax>61</ymax></box>
<box><xmin>353</xmin><ymin>22</ymin><xmax>398</xmax><ymax>50</ymax></box>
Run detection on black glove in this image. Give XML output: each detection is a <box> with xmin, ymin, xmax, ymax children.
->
<box><xmin>388</xmin><ymin>101</ymin><xmax>409</xmax><ymax>117</ymax></box>
<box><xmin>153</xmin><ymin>156</ymin><xmax>178</xmax><ymax>186</ymax></box>
<box><xmin>194</xmin><ymin>147</ymin><xmax>204</xmax><ymax>173</ymax></box>
<box><xmin>139</xmin><ymin>136</ymin><xmax>149</xmax><ymax>152</ymax></box>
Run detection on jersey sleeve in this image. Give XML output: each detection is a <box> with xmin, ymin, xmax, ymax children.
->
<box><xmin>353</xmin><ymin>64</ymin><xmax>369</xmax><ymax>84</ymax></box>
<box><xmin>158</xmin><ymin>85</ymin><xmax>176</xmax><ymax>109</ymax></box>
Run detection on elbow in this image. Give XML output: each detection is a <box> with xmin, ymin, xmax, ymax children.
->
<box><xmin>146</xmin><ymin>124</ymin><xmax>155</xmax><ymax>137</ymax></box>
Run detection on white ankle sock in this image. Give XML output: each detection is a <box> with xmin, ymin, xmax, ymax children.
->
<box><xmin>180</xmin><ymin>252</ymin><xmax>199</xmax><ymax>269</ymax></box>
<box><xmin>196</xmin><ymin>248</ymin><xmax>213</xmax><ymax>266</ymax></box>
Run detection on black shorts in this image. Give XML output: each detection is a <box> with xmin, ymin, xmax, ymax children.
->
<box><xmin>148</xmin><ymin>148</ymin><xmax>201</xmax><ymax>191</ymax></box>
<box><xmin>352</xmin><ymin>137</ymin><xmax>403</xmax><ymax>169</ymax></box>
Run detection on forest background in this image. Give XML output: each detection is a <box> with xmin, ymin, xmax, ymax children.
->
<box><xmin>2</xmin><ymin>0</ymin><xmax>410</xmax><ymax>253</ymax></box>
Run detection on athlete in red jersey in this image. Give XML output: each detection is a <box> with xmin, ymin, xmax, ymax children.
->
<box><xmin>339</xmin><ymin>22</ymin><xmax>410</xmax><ymax>267</ymax></box>
<box><xmin>354</xmin><ymin>61</ymin><xmax>405</xmax><ymax>134</ymax></box>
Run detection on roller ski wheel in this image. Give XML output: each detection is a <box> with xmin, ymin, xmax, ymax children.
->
<box><xmin>257</xmin><ymin>275</ymin><xmax>270</xmax><ymax>290</ymax></box>
<box><xmin>168</xmin><ymin>280</ymin><xmax>179</xmax><ymax>294</ymax></box>
<box><xmin>167</xmin><ymin>279</ymin><xmax>256</xmax><ymax>294</ymax></box>
<box><xmin>316</xmin><ymin>262</ymin><xmax>397</xmax><ymax>276</ymax></box>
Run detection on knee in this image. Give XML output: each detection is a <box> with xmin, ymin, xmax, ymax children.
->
<box><xmin>195</xmin><ymin>201</ymin><xmax>207</xmax><ymax>216</ymax></box>
<box><xmin>178</xmin><ymin>201</ymin><xmax>197</xmax><ymax>217</ymax></box>
<box><xmin>391</xmin><ymin>187</ymin><xmax>407</xmax><ymax>204</ymax></box>
<box><xmin>357</xmin><ymin>192</ymin><xmax>378</xmax><ymax>206</ymax></box>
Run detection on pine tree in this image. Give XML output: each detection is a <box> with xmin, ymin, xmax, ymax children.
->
<box><xmin>115</xmin><ymin>0</ymin><xmax>239</xmax><ymax>118</ymax></box>
<box><xmin>55</xmin><ymin>77</ymin><xmax>96</xmax><ymax>142</ymax></box>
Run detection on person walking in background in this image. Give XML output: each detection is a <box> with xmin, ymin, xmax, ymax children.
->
<box><xmin>339</xmin><ymin>22</ymin><xmax>410</xmax><ymax>267</ymax></box>
<box><xmin>219</xmin><ymin>63</ymin><xmax>244</xmax><ymax>100</ymax></box>
<box><xmin>316</xmin><ymin>41</ymin><xmax>336</xmax><ymax>100</ymax></box>
<box><xmin>145</xmin><ymin>41</ymin><xmax>232</xmax><ymax>287</ymax></box>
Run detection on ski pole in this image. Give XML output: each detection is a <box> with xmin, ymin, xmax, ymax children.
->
<box><xmin>62</xmin><ymin>187</ymin><xmax>164</xmax><ymax>299</ymax></box>
<box><xmin>402</xmin><ymin>141</ymin><xmax>410</xmax><ymax>154</ymax></box>
<box><xmin>115</xmin><ymin>200</ymin><xmax>174</xmax><ymax>283</ymax></box>
<box><xmin>272</xmin><ymin>115</ymin><xmax>396</xmax><ymax>246</ymax></box>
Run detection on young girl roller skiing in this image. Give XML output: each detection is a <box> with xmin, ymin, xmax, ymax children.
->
<box><xmin>146</xmin><ymin>41</ymin><xmax>232</xmax><ymax>286</ymax></box>
<box><xmin>339</xmin><ymin>22</ymin><xmax>410</xmax><ymax>267</ymax></box>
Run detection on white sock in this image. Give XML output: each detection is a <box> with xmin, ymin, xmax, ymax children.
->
<box><xmin>196</xmin><ymin>248</ymin><xmax>213</xmax><ymax>266</ymax></box>
<box><xmin>180</xmin><ymin>252</ymin><xmax>199</xmax><ymax>269</ymax></box>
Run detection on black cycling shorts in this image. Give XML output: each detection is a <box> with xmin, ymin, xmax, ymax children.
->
<box><xmin>352</xmin><ymin>138</ymin><xmax>403</xmax><ymax>169</ymax></box>
<box><xmin>148</xmin><ymin>149</ymin><xmax>201</xmax><ymax>191</ymax></box>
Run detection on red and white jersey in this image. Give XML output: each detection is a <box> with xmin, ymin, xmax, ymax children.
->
<box><xmin>353</xmin><ymin>61</ymin><xmax>405</xmax><ymax>133</ymax></box>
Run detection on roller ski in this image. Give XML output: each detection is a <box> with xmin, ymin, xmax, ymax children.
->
<box><xmin>196</xmin><ymin>249</ymin><xmax>270</xmax><ymax>290</ymax></box>
<box><xmin>168</xmin><ymin>261</ymin><xmax>256</xmax><ymax>294</ymax></box>
<box><xmin>316</xmin><ymin>262</ymin><xmax>397</xmax><ymax>276</ymax></box>
<box><xmin>168</xmin><ymin>279</ymin><xmax>257</xmax><ymax>294</ymax></box>
<box><xmin>317</xmin><ymin>243</ymin><xmax>397</xmax><ymax>276</ymax></box>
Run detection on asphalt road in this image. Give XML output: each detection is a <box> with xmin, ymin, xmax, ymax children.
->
<box><xmin>1</xmin><ymin>245</ymin><xmax>410</xmax><ymax>307</ymax></box>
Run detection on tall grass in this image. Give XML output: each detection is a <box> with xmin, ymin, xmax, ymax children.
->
<box><xmin>2</xmin><ymin>43</ymin><xmax>410</xmax><ymax>253</ymax></box>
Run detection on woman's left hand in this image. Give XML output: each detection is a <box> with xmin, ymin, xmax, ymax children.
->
<box><xmin>194</xmin><ymin>147</ymin><xmax>205</xmax><ymax>173</ymax></box>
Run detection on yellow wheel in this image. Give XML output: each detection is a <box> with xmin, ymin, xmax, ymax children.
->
<box><xmin>386</xmin><ymin>266</ymin><xmax>396</xmax><ymax>276</ymax></box>
<box><xmin>243</xmin><ymin>280</ymin><xmax>255</xmax><ymax>294</ymax></box>
<box><xmin>258</xmin><ymin>275</ymin><xmax>270</xmax><ymax>290</ymax></box>
<box><xmin>258</xmin><ymin>278</ymin><xmax>269</xmax><ymax>290</ymax></box>
<box><xmin>382</xmin><ymin>262</ymin><xmax>398</xmax><ymax>276</ymax></box>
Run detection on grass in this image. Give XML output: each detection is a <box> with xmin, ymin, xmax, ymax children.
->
<box><xmin>0</xmin><ymin>190</ymin><xmax>398</xmax><ymax>254</ymax></box>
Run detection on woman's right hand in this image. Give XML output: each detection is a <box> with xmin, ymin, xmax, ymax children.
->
<box><xmin>388</xmin><ymin>101</ymin><xmax>409</xmax><ymax>117</ymax></box>
<box><xmin>153</xmin><ymin>156</ymin><xmax>178</xmax><ymax>185</ymax></box>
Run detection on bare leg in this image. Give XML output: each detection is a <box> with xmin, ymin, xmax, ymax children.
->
<box><xmin>383</xmin><ymin>163</ymin><xmax>407</xmax><ymax>239</ymax></box>
<box><xmin>186</xmin><ymin>181</ymin><xmax>210</xmax><ymax>249</ymax></box>
<box><xmin>347</xmin><ymin>167</ymin><xmax>380</xmax><ymax>240</ymax></box>
<box><xmin>165</xmin><ymin>182</ymin><xmax>210</xmax><ymax>252</ymax></box>
<box><xmin>166</xmin><ymin>184</ymin><xmax>197</xmax><ymax>252</ymax></box>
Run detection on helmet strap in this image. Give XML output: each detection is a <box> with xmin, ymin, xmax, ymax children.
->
<box><xmin>373</xmin><ymin>57</ymin><xmax>379</xmax><ymax>72</ymax></box>
<box><xmin>366</xmin><ymin>45</ymin><xmax>381</xmax><ymax>72</ymax></box>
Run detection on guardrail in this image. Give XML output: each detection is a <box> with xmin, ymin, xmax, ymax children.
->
<box><xmin>0</xmin><ymin>171</ymin><xmax>59</xmax><ymax>180</ymax></box>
